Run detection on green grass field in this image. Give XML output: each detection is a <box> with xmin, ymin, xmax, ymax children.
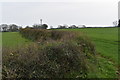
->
<box><xmin>2</xmin><ymin>27</ymin><xmax>119</xmax><ymax>78</ymax></box>
<box><xmin>2</xmin><ymin>32</ymin><xmax>32</xmax><ymax>47</ymax></box>
<box><xmin>0</xmin><ymin>33</ymin><xmax>2</xmax><ymax>46</ymax></box>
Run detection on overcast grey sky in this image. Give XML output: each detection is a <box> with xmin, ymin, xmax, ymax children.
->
<box><xmin>0</xmin><ymin>0</ymin><xmax>119</xmax><ymax>28</ymax></box>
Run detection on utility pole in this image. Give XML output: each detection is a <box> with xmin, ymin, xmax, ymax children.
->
<box><xmin>40</xmin><ymin>19</ymin><xmax>42</xmax><ymax>26</ymax></box>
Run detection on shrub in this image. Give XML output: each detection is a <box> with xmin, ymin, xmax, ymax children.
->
<box><xmin>20</xmin><ymin>28</ymin><xmax>78</xmax><ymax>41</ymax></box>
<box><xmin>2</xmin><ymin>41</ymin><xmax>96</xmax><ymax>78</ymax></box>
<box><xmin>20</xmin><ymin>28</ymin><xmax>51</xmax><ymax>41</ymax></box>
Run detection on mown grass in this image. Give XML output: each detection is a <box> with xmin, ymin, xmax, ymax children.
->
<box><xmin>2</xmin><ymin>32</ymin><xmax>32</xmax><ymax>47</ymax></box>
<box><xmin>59</xmin><ymin>27</ymin><xmax>118</xmax><ymax>78</ymax></box>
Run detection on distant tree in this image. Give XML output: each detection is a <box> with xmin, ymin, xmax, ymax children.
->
<box><xmin>57</xmin><ymin>25</ymin><xmax>67</xmax><ymax>29</ymax></box>
<box><xmin>25</xmin><ymin>26</ymin><xmax>30</xmax><ymax>28</ymax></box>
<box><xmin>69</xmin><ymin>25</ymin><xmax>78</xmax><ymax>29</ymax></box>
<box><xmin>19</xmin><ymin>27</ymin><xmax>22</xmax><ymax>29</ymax></box>
<box><xmin>77</xmin><ymin>25</ymin><xmax>86</xmax><ymax>28</ymax></box>
<box><xmin>0</xmin><ymin>26</ymin><xmax>1</xmax><ymax>32</ymax></box>
<box><xmin>58</xmin><ymin>25</ymin><xmax>62</xmax><ymax>29</ymax></box>
<box><xmin>33</xmin><ymin>24</ymin><xmax>48</xmax><ymax>29</ymax></box>
<box><xmin>118</xmin><ymin>19</ymin><xmax>120</xmax><ymax>27</ymax></box>
<box><xmin>33</xmin><ymin>24</ymin><xmax>40</xmax><ymax>29</ymax></box>
<box><xmin>63</xmin><ymin>24</ymin><xmax>68</xmax><ymax>28</ymax></box>
<box><xmin>9</xmin><ymin>24</ymin><xmax>19</xmax><ymax>32</ymax></box>
<box><xmin>113</xmin><ymin>21</ymin><xmax>117</xmax><ymax>27</ymax></box>
<box><xmin>50</xmin><ymin>26</ymin><xmax>53</xmax><ymax>29</ymax></box>
<box><xmin>41</xmin><ymin>24</ymin><xmax>48</xmax><ymax>29</ymax></box>
<box><xmin>1</xmin><ymin>24</ymin><xmax>8</xmax><ymax>32</ymax></box>
<box><xmin>82</xmin><ymin>25</ymin><xmax>86</xmax><ymax>28</ymax></box>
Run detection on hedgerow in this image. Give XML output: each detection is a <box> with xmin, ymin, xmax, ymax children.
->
<box><xmin>2</xmin><ymin>28</ymin><xmax>97</xmax><ymax>78</ymax></box>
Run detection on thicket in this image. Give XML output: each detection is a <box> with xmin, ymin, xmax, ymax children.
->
<box><xmin>2</xmin><ymin>28</ymin><xmax>97</xmax><ymax>78</ymax></box>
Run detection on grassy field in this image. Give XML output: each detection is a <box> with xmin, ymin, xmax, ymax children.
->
<box><xmin>0</xmin><ymin>33</ymin><xmax>2</xmax><ymax>46</ymax></box>
<box><xmin>2</xmin><ymin>32</ymin><xmax>32</xmax><ymax>47</ymax></box>
<box><xmin>60</xmin><ymin>27</ymin><xmax>118</xmax><ymax>78</ymax></box>
<box><xmin>2</xmin><ymin>27</ymin><xmax>119</xmax><ymax>78</ymax></box>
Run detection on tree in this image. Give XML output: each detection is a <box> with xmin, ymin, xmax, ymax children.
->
<box><xmin>57</xmin><ymin>25</ymin><xmax>67</xmax><ymax>29</ymax></box>
<box><xmin>33</xmin><ymin>24</ymin><xmax>48</xmax><ymax>29</ymax></box>
<box><xmin>118</xmin><ymin>19</ymin><xmax>120</xmax><ymax>27</ymax></box>
<box><xmin>82</xmin><ymin>25</ymin><xmax>86</xmax><ymax>28</ymax></box>
<box><xmin>50</xmin><ymin>26</ymin><xmax>53</xmax><ymax>29</ymax></box>
<box><xmin>69</xmin><ymin>25</ymin><xmax>78</xmax><ymax>29</ymax></box>
<box><xmin>41</xmin><ymin>24</ymin><xmax>48</xmax><ymax>29</ymax></box>
<box><xmin>33</xmin><ymin>24</ymin><xmax>40</xmax><ymax>29</ymax></box>
<box><xmin>9</xmin><ymin>24</ymin><xmax>18</xmax><ymax>32</ymax></box>
<box><xmin>1</xmin><ymin>24</ymin><xmax>8</xmax><ymax>32</ymax></box>
<box><xmin>19</xmin><ymin>27</ymin><xmax>22</xmax><ymax>30</ymax></box>
<box><xmin>113</xmin><ymin>21</ymin><xmax>117</xmax><ymax>27</ymax></box>
<box><xmin>25</xmin><ymin>26</ymin><xmax>30</xmax><ymax>28</ymax></box>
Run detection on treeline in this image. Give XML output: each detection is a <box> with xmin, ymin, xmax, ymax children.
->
<box><xmin>0</xmin><ymin>23</ymin><xmax>86</xmax><ymax>32</ymax></box>
<box><xmin>1</xmin><ymin>19</ymin><xmax>120</xmax><ymax>32</ymax></box>
<box><xmin>0</xmin><ymin>24</ymin><xmax>21</xmax><ymax>32</ymax></box>
<box><xmin>26</xmin><ymin>24</ymin><xmax>86</xmax><ymax>29</ymax></box>
<box><xmin>0</xmin><ymin>24</ymin><xmax>48</xmax><ymax>32</ymax></box>
<box><xmin>51</xmin><ymin>25</ymin><xmax>86</xmax><ymax>29</ymax></box>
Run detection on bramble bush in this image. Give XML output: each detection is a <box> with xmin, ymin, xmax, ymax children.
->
<box><xmin>2</xmin><ymin>28</ymin><xmax>97</xmax><ymax>78</ymax></box>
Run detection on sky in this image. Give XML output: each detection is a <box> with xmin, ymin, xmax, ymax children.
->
<box><xmin>119</xmin><ymin>1</ymin><xmax>120</xmax><ymax>19</ymax></box>
<box><xmin>0</xmin><ymin>0</ymin><xmax>119</xmax><ymax>28</ymax></box>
